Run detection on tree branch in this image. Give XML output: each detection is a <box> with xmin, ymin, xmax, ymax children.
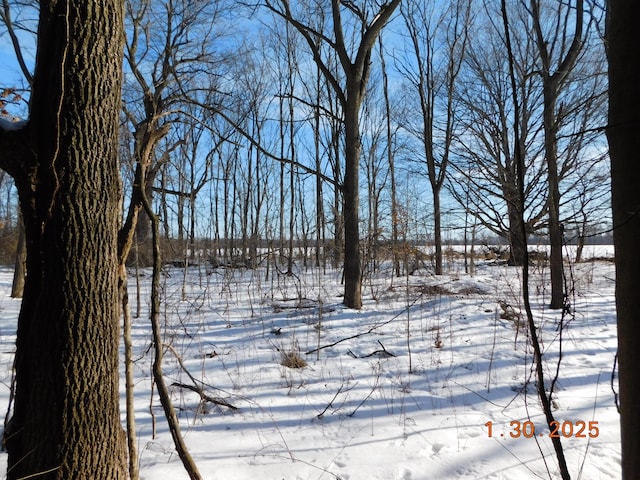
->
<box><xmin>0</xmin><ymin>120</ymin><xmax>33</xmax><ymax>186</ymax></box>
<box><xmin>176</xmin><ymin>91</ymin><xmax>341</xmax><ymax>189</ymax></box>
<box><xmin>355</xmin><ymin>0</ymin><xmax>401</xmax><ymax>77</ymax></box>
<box><xmin>1</xmin><ymin>0</ymin><xmax>34</xmax><ymax>85</ymax></box>
<box><xmin>264</xmin><ymin>0</ymin><xmax>347</xmax><ymax>107</ymax></box>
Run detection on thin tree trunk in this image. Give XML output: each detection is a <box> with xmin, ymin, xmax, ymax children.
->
<box><xmin>141</xmin><ymin>179</ymin><xmax>202</xmax><ymax>480</ymax></box>
<box><xmin>433</xmin><ymin>188</ymin><xmax>443</xmax><ymax>274</ymax></box>
<box><xmin>314</xmin><ymin>75</ymin><xmax>324</xmax><ymax>269</ymax></box>
<box><xmin>502</xmin><ymin>2</ymin><xmax>570</xmax><ymax>478</ymax></box>
<box><xmin>379</xmin><ymin>39</ymin><xmax>400</xmax><ymax>277</ymax></box>
<box><xmin>120</xmin><ymin>267</ymin><xmax>140</xmax><ymax>480</ymax></box>
<box><xmin>332</xmin><ymin>124</ymin><xmax>343</xmax><ymax>270</ymax></box>
<box><xmin>288</xmin><ymin>93</ymin><xmax>296</xmax><ymax>275</ymax></box>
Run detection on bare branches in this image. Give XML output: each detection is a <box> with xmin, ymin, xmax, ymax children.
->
<box><xmin>306</xmin><ymin>291</ymin><xmax>427</xmax><ymax>355</ymax></box>
<box><xmin>177</xmin><ymin>91</ymin><xmax>341</xmax><ymax>188</ymax></box>
<box><xmin>529</xmin><ymin>0</ymin><xmax>584</xmax><ymax>86</ymax></box>
<box><xmin>1</xmin><ymin>0</ymin><xmax>34</xmax><ymax>85</ymax></box>
<box><xmin>263</xmin><ymin>0</ymin><xmax>346</xmax><ymax>106</ymax></box>
<box><xmin>166</xmin><ymin>344</ymin><xmax>238</xmax><ymax>411</ymax></box>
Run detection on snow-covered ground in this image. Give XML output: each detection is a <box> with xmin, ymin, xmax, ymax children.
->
<box><xmin>0</xmin><ymin>245</ymin><xmax>620</xmax><ymax>479</ymax></box>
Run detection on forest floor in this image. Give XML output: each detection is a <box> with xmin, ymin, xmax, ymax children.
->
<box><xmin>0</xmin><ymin>245</ymin><xmax>620</xmax><ymax>479</ymax></box>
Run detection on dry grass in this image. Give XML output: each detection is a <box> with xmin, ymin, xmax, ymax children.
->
<box><xmin>281</xmin><ymin>350</ymin><xmax>307</xmax><ymax>369</ymax></box>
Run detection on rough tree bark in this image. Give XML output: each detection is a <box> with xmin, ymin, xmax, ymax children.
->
<box><xmin>0</xmin><ymin>0</ymin><xmax>128</xmax><ymax>478</ymax></box>
<box><xmin>607</xmin><ymin>2</ymin><xmax>640</xmax><ymax>478</ymax></box>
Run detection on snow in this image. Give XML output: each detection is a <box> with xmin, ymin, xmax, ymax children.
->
<box><xmin>0</xmin><ymin>246</ymin><xmax>621</xmax><ymax>479</ymax></box>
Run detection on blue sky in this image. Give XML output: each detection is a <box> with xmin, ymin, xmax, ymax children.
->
<box><xmin>0</xmin><ymin>24</ymin><xmax>35</xmax><ymax>117</ymax></box>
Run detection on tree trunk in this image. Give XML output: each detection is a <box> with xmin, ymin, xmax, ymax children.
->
<box><xmin>575</xmin><ymin>213</ymin><xmax>587</xmax><ymax>263</ymax></box>
<box><xmin>607</xmin><ymin>3</ymin><xmax>640</xmax><ymax>478</ymax></box>
<box><xmin>120</xmin><ymin>267</ymin><xmax>140</xmax><ymax>480</ymax></box>
<box><xmin>314</xmin><ymin>80</ymin><xmax>325</xmax><ymax>269</ymax></box>
<box><xmin>433</xmin><ymin>188</ymin><xmax>443</xmax><ymax>274</ymax></box>
<box><xmin>264</xmin><ymin>0</ymin><xmax>401</xmax><ymax>309</ymax></box>
<box><xmin>506</xmin><ymin>186</ymin><xmax>526</xmax><ymax>266</ymax></box>
<box><xmin>543</xmin><ymin>82</ymin><xmax>565</xmax><ymax>309</ymax></box>
<box><xmin>1</xmin><ymin>1</ymin><xmax>127</xmax><ymax>478</ymax></box>
<box><xmin>529</xmin><ymin>0</ymin><xmax>584</xmax><ymax>309</ymax></box>
<box><xmin>332</xmin><ymin>126</ymin><xmax>343</xmax><ymax>270</ymax></box>
<box><xmin>142</xmin><ymin>181</ymin><xmax>202</xmax><ymax>480</ymax></box>
<box><xmin>380</xmin><ymin>41</ymin><xmax>400</xmax><ymax>278</ymax></box>
<box><xmin>343</xmin><ymin>81</ymin><xmax>363</xmax><ymax>309</ymax></box>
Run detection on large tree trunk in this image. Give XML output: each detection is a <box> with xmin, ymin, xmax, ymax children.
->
<box><xmin>1</xmin><ymin>1</ymin><xmax>127</xmax><ymax>478</ymax></box>
<box><xmin>607</xmin><ymin>2</ymin><xmax>640</xmax><ymax>478</ymax></box>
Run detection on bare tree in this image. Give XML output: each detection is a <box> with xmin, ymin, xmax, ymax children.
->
<box><xmin>141</xmin><ymin>167</ymin><xmax>202</xmax><ymax>480</ymax></box>
<box><xmin>120</xmin><ymin>0</ymin><xmax>230</xmax><ymax>260</ymax></box>
<box><xmin>450</xmin><ymin>5</ymin><xmax>548</xmax><ymax>265</ymax></box>
<box><xmin>118</xmin><ymin>2</ymin><xmax>229</xmax><ymax>475</ymax></box>
<box><xmin>378</xmin><ymin>35</ymin><xmax>401</xmax><ymax>277</ymax></box>
<box><xmin>361</xmin><ymin>83</ymin><xmax>388</xmax><ymax>276</ymax></box>
<box><xmin>501</xmin><ymin>1</ymin><xmax>570</xmax><ymax>477</ymax></box>
<box><xmin>263</xmin><ymin>0</ymin><xmax>401</xmax><ymax>309</ymax></box>
<box><xmin>398</xmin><ymin>0</ymin><xmax>470</xmax><ymax>275</ymax></box>
<box><xmin>528</xmin><ymin>0</ymin><xmax>585</xmax><ymax>309</ymax></box>
<box><xmin>268</xmin><ymin>20</ymin><xmax>301</xmax><ymax>272</ymax></box>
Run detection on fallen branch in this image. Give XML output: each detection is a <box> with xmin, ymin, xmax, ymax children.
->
<box><xmin>305</xmin><ymin>291</ymin><xmax>426</xmax><ymax>355</ymax></box>
<box><xmin>171</xmin><ymin>382</ymin><xmax>238</xmax><ymax>411</ymax></box>
<box><xmin>349</xmin><ymin>375</ymin><xmax>380</xmax><ymax>417</ymax></box>
<box><xmin>347</xmin><ymin>341</ymin><xmax>396</xmax><ymax>359</ymax></box>
<box><xmin>165</xmin><ymin>344</ymin><xmax>238</xmax><ymax>410</ymax></box>
<box><xmin>317</xmin><ymin>383</ymin><xmax>350</xmax><ymax>418</ymax></box>
<box><xmin>361</xmin><ymin>341</ymin><xmax>396</xmax><ymax>358</ymax></box>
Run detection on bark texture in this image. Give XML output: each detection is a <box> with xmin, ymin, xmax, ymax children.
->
<box><xmin>0</xmin><ymin>1</ymin><xmax>127</xmax><ymax>478</ymax></box>
<box><xmin>607</xmin><ymin>2</ymin><xmax>640</xmax><ymax>478</ymax></box>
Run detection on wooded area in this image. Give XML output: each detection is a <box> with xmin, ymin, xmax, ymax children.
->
<box><xmin>0</xmin><ymin>0</ymin><xmax>634</xmax><ymax>478</ymax></box>
<box><xmin>0</xmin><ymin>0</ymin><xmax>610</xmax><ymax>297</ymax></box>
